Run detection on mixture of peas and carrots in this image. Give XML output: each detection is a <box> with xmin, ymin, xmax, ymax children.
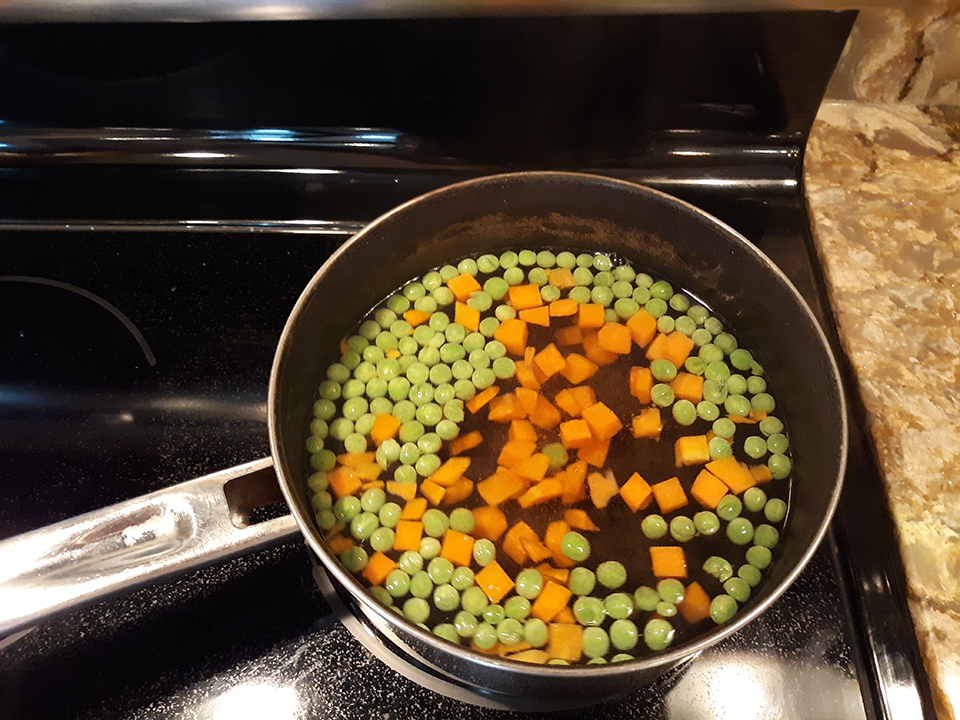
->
<box><xmin>305</xmin><ymin>249</ymin><xmax>792</xmax><ymax>665</ymax></box>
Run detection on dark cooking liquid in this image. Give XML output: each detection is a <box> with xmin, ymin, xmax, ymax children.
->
<box><xmin>319</xmin><ymin>251</ymin><xmax>791</xmax><ymax>659</ymax></box>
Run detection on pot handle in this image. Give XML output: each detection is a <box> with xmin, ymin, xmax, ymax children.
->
<box><xmin>0</xmin><ymin>457</ymin><xmax>301</xmax><ymax>637</ymax></box>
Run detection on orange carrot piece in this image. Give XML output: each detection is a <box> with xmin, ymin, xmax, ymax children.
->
<box><xmin>597</xmin><ymin>322</ymin><xmax>633</xmax><ymax>354</ymax></box>
<box><xmin>503</xmin><ymin>522</ymin><xmax>538</xmax><ymax>565</ymax></box>
<box><xmin>362</xmin><ymin>551</ymin><xmax>398</xmax><ymax>586</ymax></box>
<box><xmin>631</xmin><ymin>407</ymin><xmax>663</xmax><ymax>439</ymax></box>
<box><xmin>559</xmin><ymin>418</ymin><xmax>593</xmax><ymax>449</ymax></box>
<box><xmin>509</xmin><ymin>419</ymin><xmax>538</xmax><ymax>443</ymax></box>
<box><xmin>581</xmin><ymin>330</ymin><xmax>619</xmax><ymax>366</ymax></box>
<box><xmin>528</xmin><ymin>395</ymin><xmax>562</xmax><ymax>430</ymax></box>
<box><xmin>729</xmin><ymin>415</ymin><xmax>758</xmax><ymax>425</ymax></box>
<box><xmin>403</xmin><ymin>308</ymin><xmax>431</xmax><ymax>327</ymax></box>
<box><xmin>581</xmin><ymin>401</ymin><xmax>623</xmax><ymax>441</ymax></box>
<box><xmin>449</xmin><ymin>430</ymin><xmax>483</xmax><ymax>456</ymax></box>
<box><xmin>519</xmin><ymin>306</ymin><xmax>551</xmax><ymax>327</ymax></box>
<box><xmin>660</xmin><ymin>331</ymin><xmax>696</xmax><ymax>368</ymax></box>
<box><xmin>475</xmin><ymin>561</ymin><xmax>515</xmax><ymax>603</ymax></box>
<box><xmin>748</xmin><ymin>408</ymin><xmax>768</xmax><ymax>422</ymax></box>
<box><xmin>441</xmin><ymin>529</ymin><xmax>475</xmax><ymax>567</ymax></box>
<box><xmin>554</xmin><ymin>388</ymin><xmax>583</xmax><ymax>417</ymax></box>
<box><xmin>517</xmin><ymin>478</ymin><xmax>564</xmax><ymax>509</ymax></box>
<box><xmin>512</xmin><ymin>453</ymin><xmax>551</xmax><ymax>482</ymax></box>
<box><xmin>337</xmin><ymin>452</ymin><xmax>376</xmax><ymax>467</ymax></box>
<box><xmin>327</xmin><ymin>534</ymin><xmax>354</xmax><ymax>556</ymax></box>
<box><xmin>749</xmin><ymin>464</ymin><xmax>774</xmax><ymax>484</ymax></box>
<box><xmin>441</xmin><ymin>478</ymin><xmax>474</xmax><ymax>506</ymax></box>
<box><xmin>328</xmin><ymin>466</ymin><xmax>362</xmax><ymax>499</ymax></box>
<box><xmin>625</xmin><ymin>308</ymin><xmax>658</xmax><ymax>348</ymax></box>
<box><xmin>560</xmin><ymin>460</ymin><xmax>589</xmax><ymax>504</ymax></box>
<box><xmin>651</xmin><ymin>476</ymin><xmax>688</xmax><ymax>513</ymax></box>
<box><xmin>498</xmin><ymin>439</ymin><xmax>537</xmax><ymax>467</ymax></box>
<box><xmin>532</xmin><ymin>581</ymin><xmax>573</xmax><ymax>622</ymax></box>
<box><xmin>588</xmin><ymin>471</ymin><xmax>620</xmax><ymax>509</ymax></box>
<box><xmin>568</xmin><ymin>386</ymin><xmax>597</xmax><ymax>413</ymax></box>
<box><xmin>401</xmin><ymin>497</ymin><xmax>428</xmax><ymax>520</ymax></box>
<box><xmin>670</xmin><ymin>372</ymin><xmax>704</xmax><ymax>403</ymax></box>
<box><xmin>555</xmin><ymin>324</ymin><xmax>583</xmax><ymax>346</ymax></box>
<box><xmin>420</xmin><ymin>479</ymin><xmax>446</xmax><ymax>506</ymax></box>
<box><xmin>547</xmin><ymin>268</ymin><xmax>576</xmax><ymax>290</ymax></box>
<box><xmin>620</xmin><ymin>472</ymin><xmax>654</xmax><ymax>512</ymax></box>
<box><xmin>477</xmin><ymin>469</ymin><xmax>529</xmax><ymax>507</ymax></box>
<box><xmin>678</xmin><ymin>581</ymin><xmax>712</xmax><ymax>623</ymax></box>
<box><xmin>446</xmin><ymin>273</ymin><xmax>482</xmax><ymax>303</ymax></box>
<box><xmin>563</xmin><ymin>508</ymin><xmax>600</xmax><ymax>532</ymax></box>
<box><xmin>675</xmin><ymin>435</ymin><xmax>711</xmax><ymax>466</ymax></box>
<box><xmin>577</xmin><ymin>437</ymin><xmax>610</xmax><ymax>468</ymax></box>
<box><xmin>548</xmin><ymin>622</ymin><xmax>583</xmax><ymax>662</ymax></box>
<box><xmin>549</xmin><ymin>298</ymin><xmax>579</xmax><ymax>317</ymax></box>
<box><xmin>514</xmin><ymin>360</ymin><xmax>542</xmax><ymax>390</ymax></box>
<box><xmin>472</xmin><ymin>505</ymin><xmax>508</xmax><ymax>541</ymax></box>
<box><xmin>536</xmin><ymin>564</ymin><xmax>570</xmax><ymax>585</ymax></box>
<box><xmin>544</xmin><ymin>520</ymin><xmax>575</xmax><ymax>568</ymax></box>
<box><xmin>455</xmin><ymin>302</ymin><xmax>481</xmax><ymax>332</ymax></box>
<box><xmin>494</xmin><ymin>318</ymin><xmax>529</xmax><ymax>356</ymax></box>
<box><xmin>644</xmin><ymin>332</ymin><xmax>669</xmax><ymax>362</ymax></box>
<box><xmin>534</xmin><ymin>343</ymin><xmax>567</xmax><ymax>380</ymax></box>
<box><xmin>427</xmin><ymin>456</ymin><xmax>472</xmax><ymax>488</ymax></box>
<box><xmin>515</xmin><ymin>387</ymin><xmax>539</xmax><ymax>415</ymax></box>
<box><xmin>577</xmin><ymin>303</ymin><xmax>605</xmax><ymax>329</ymax></box>
<box><xmin>629</xmin><ymin>366</ymin><xmax>654</xmax><ymax>404</ymax></box>
<box><xmin>506</xmin><ymin>649</ymin><xmax>551</xmax><ymax>664</ymax></box>
<box><xmin>520</xmin><ymin>535</ymin><xmax>554</xmax><ymax>563</ymax></box>
<box><xmin>650</xmin><ymin>546</ymin><xmax>687</xmax><ymax>579</ymax></box>
<box><xmin>386</xmin><ymin>480</ymin><xmax>418</xmax><ymax>501</ymax></box>
<box><xmin>487</xmin><ymin>393</ymin><xmax>527</xmax><ymax>423</ymax></box>
<box><xmin>508</xmin><ymin>284</ymin><xmax>544</xmax><ymax>311</ymax></box>
<box><xmin>559</xmin><ymin>353</ymin><xmax>599</xmax><ymax>384</ymax></box>
<box><xmin>466</xmin><ymin>385</ymin><xmax>500</xmax><ymax>414</ymax></box>
<box><xmin>690</xmin><ymin>469</ymin><xmax>729</xmax><ymax>509</ymax></box>
<box><xmin>392</xmin><ymin>521</ymin><xmax>424</xmax><ymax>552</ymax></box>
<box><xmin>706</xmin><ymin>457</ymin><xmax>757</xmax><ymax>494</ymax></box>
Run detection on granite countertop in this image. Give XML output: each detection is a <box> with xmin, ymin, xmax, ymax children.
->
<box><xmin>805</xmin><ymin>101</ymin><xmax>960</xmax><ymax>720</ymax></box>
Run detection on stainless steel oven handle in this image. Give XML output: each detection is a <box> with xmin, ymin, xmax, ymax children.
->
<box><xmin>0</xmin><ymin>457</ymin><xmax>300</xmax><ymax>637</ymax></box>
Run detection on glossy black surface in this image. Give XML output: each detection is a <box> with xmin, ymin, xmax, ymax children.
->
<box><xmin>0</xmin><ymin>11</ymin><xmax>936</xmax><ymax>720</ymax></box>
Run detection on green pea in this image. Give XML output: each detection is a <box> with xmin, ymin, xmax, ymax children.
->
<box><xmin>645</xmin><ymin>298</ymin><xmax>668</xmax><ymax>318</ymax></box>
<box><xmin>738</xmin><ymin>564</ymin><xmax>763</xmax><ymax>587</ymax></box>
<box><xmin>495</xmin><ymin>304</ymin><xmax>516</xmax><ymax>321</ymax></box>
<box><xmin>448</xmin><ymin>507</ymin><xmax>475</xmax><ymax>534</ymax></box>
<box><xmin>747</xmin><ymin>376</ymin><xmax>767</xmax><ymax>395</ymax></box>
<box><xmin>524</xmin><ymin>617</ymin><xmax>549</xmax><ymax>647</ymax></box>
<box><xmin>643</xmin><ymin>618</ymin><xmax>675</xmax><ymax>651</ymax></box>
<box><xmin>768</xmin><ymin>453</ymin><xmax>792</xmax><ymax>479</ymax></box>
<box><xmin>451</xmin><ymin>359</ymin><xmax>473</xmax><ymax>380</ymax></box>
<box><xmin>767</xmin><ymin>433</ymin><xmax>789</xmax><ymax>455</ymax></box>
<box><xmin>696</xmin><ymin>400</ymin><xmax>720</xmax><ymax>421</ymax></box>
<box><xmin>451</xmin><ymin>566</ymin><xmax>475</xmax><ymax>591</ymax></box>
<box><xmin>743</xmin><ymin>487</ymin><xmax>767</xmax><ymax>513</ymax></box>
<box><xmin>669</xmin><ymin>516</ymin><xmax>697</xmax><ymax>543</ymax></box>
<box><xmin>306</xmin><ymin>435</ymin><xmax>325</xmax><ymax>455</ymax></box>
<box><xmin>675</xmin><ymin>315</ymin><xmax>697</xmax><ymax>337</ymax></box>
<box><xmin>473</xmin><ymin>538</ymin><xmax>496</xmax><ymax>566</ymax></box>
<box><xmin>436</xmin><ymin>419</ymin><xmax>459</xmax><ymax>441</ymax></box>
<box><xmin>591</xmin><ymin>286</ymin><xmax>614</xmax><ymax>306</ymax></box>
<box><xmin>350</xmin><ymin>512</ymin><xmax>379</xmax><ymax>541</ymax></box>
<box><xmin>455</xmin><ymin>610</ymin><xmax>478</xmax><ymax>638</ymax></box>
<box><xmin>716</xmin><ymin>494</ymin><xmax>742</xmax><ymax>520</ymax></box>
<box><xmin>712</xmin><ymin>417</ymin><xmax>736</xmax><ymax>439</ymax></box>
<box><xmin>409</xmin><ymin>570</ymin><xmax>433</xmax><ymax>599</ymax></box>
<box><xmin>422</xmin><ymin>509</ymin><xmax>449</xmax><ymax>538</ymax></box>
<box><xmin>398</xmin><ymin>550</ymin><xmax>424</xmax><ymax>575</ymax></box>
<box><xmin>461</xmin><ymin>586</ymin><xmax>489</xmax><ymax>616</ymax></box>
<box><xmin>609</xmin><ymin>619</ymin><xmax>639</xmax><ymax>651</ymax></box>
<box><xmin>611</xmin><ymin>280</ymin><xmax>634</xmax><ymax>299</ymax></box>
<box><xmin>561</xmin><ymin>532</ymin><xmax>591</xmax><ymax>562</ymax></box>
<box><xmin>583</xmin><ymin>627</ymin><xmax>610</xmax><ymax>659</ymax></box>
<box><xmin>313</xmin><ymin>398</ymin><xmax>336</xmax><ymax>421</ymax></box>
<box><xmin>726</xmin><ymin>374</ymin><xmax>748</xmax><ymax>396</ymax></box>
<box><xmin>604</xmin><ymin>592</ymin><xmax>635</xmax><ymax>620</ymax></box>
<box><xmin>723</xmin><ymin>577</ymin><xmax>751</xmax><ymax>603</ymax></box>
<box><xmin>419</xmin><ymin>537</ymin><xmax>441</xmax><ymax>560</ymax></box>
<box><xmin>516</xmin><ymin>569</ymin><xmax>544</xmax><ymax>599</ymax></box>
<box><xmin>632</xmin><ymin>286</ymin><xmax>651</xmax><ymax>304</ymax></box>
<box><xmin>504</xmin><ymin>595</ymin><xmax>531</xmax><ymax>620</ymax></box>
<box><xmin>703</xmin><ymin>556</ymin><xmax>734</xmax><ymax>582</ymax></box>
<box><xmin>754</xmin><ymin>524</ymin><xmax>780</xmax><ymax>548</ymax></box>
<box><xmin>751</xmin><ymin>392</ymin><xmax>776</xmax><ymax>413</ymax></box>
<box><xmin>724</xmin><ymin>395</ymin><xmax>751</xmax><ymax>418</ymax></box>
<box><xmin>569</xmin><ymin>286</ymin><xmax>592</xmax><ymax>304</ymax></box>
<box><xmin>727</xmin><ymin>517</ymin><xmax>755</xmax><ymax>545</ymax></box>
<box><xmin>573</xmin><ymin>596</ymin><xmax>606</xmax><ymax>626</ymax></box>
<box><xmin>388</xmin><ymin>377</ymin><xmax>412</xmax><ymax>402</ymax></box>
<box><xmin>394</xmin><ymin>464</ymin><xmax>417</xmax><ymax>484</ymax></box>
<box><xmin>370</xmin><ymin>397</ymin><xmax>394</xmax><ymax>417</ymax></box>
<box><xmin>433</xmin><ymin>383</ymin><xmax>455</xmax><ymax>406</ymax></box>
<box><xmin>686</xmin><ymin>304</ymin><xmax>709</xmax><ymax>324</ymax></box>
<box><xmin>543</xmin><ymin>442</ymin><xmax>569</xmax><ymax>470</ymax></box>
<box><xmin>656</xmin><ymin>601</ymin><xmax>677</xmax><ymax>618</ymax></box>
<box><xmin>482</xmin><ymin>604</ymin><xmax>505</xmax><ymax>626</ymax></box>
<box><xmin>651</xmin><ymin>383</ymin><xmax>675</xmax><ymax>407</ymax></box>
<box><xmin>672</xmin><ymin>400</ymin><xmax>698</xmax><ymax>426</ymax></box>
<box><xmin>492</xmin><ymin>357</ymin><xmax>516</xmax><ymax>379</ymax></box>
<box><xmin>596</xmin><ymin>560</ymin><xmax>626</xmax><ymax>589</ymax></box>
<box><xmin>433</xmin><ymin>583</ymin><xmax>460</xmax><ymax>613</ymax></box>
<box><xmin>573</xmin><ymin>267</ymin><xmax>594</xmax><ymax>286</ymax></box>
<box><xmin>744</xmin><ymin>436</ymin><xmax>768</xmax><ymax>459</ymax></box>
<box><xmin>694</xmin><ymin>511</ymin><xmax>720</xmax><ymax>535</ymax></box>
<box><xmin>427</xmin><ymin>557</ymin><xmax>454</xmax><ymax>585</ymax></box>
<box><xmin>428</xmin><ymin>363</ymin><xmax>453</xmax><ymax>386</ymax></box>
<box><xmin>528</xmin><ymin>268</ymin><xmax>549</xmax><ymax>286</ymax></box>
<box><xmin>385</xmin><ymin>569</ymin><xmax>411</xmax><ymax>597</ymax></box>
<box><xmin>746</xmin><ymin>544</ymin><xmax>773</xmax><ymax>569</ymax></box>
<box><xmin>433</xmin><ymin>623</ymin><xmax>459</xmax><ymax>644</ymax></box>
<box><xmin>764</xmin><ymin>498</ymin><xmax>787</xmax><ymax>524</ymax></box>
<box><xmin>315</xmin><ymin>509</ymin><xmax>336</xmax><ymax>530</ymax></box>
<box><xmin>641</xmin><ymin>514</ymin><xmax>668</xmax><ymax>540</ymax></box>
<box><xmin>403</xmin><ymin>597</ymin><xmax>431</xmax><ymax>624</ymax></box>
<box><xmin>417</xmin><ymin>432</ymin><xmax>442</xmax><ymax>454</ymax></box>
<box><xmin>341</xmin><ymin>545</ymin><xmax>369</xmax><ymax>573</ymax></box>
<box><xmin>691</xmin><ymin>328</ymin><xmax>713</xmax><ymax>347</ymax></box>
<box><xmin>710</xmin><ymin>595</ymin><xmax>738</xmax><ymax>625</ymax></box>
<box><xmin>708</xmin><ymin>436</ymin><xmax>733</xmax><ymax>459</ymax></box>
<box><xmin>759</xmin><ymin>416</ymin><xmax>784</xmax><ymax>436</ymax></box>
<box><xmin>333</xmin><ymin>496</ymin><xmax>361</xmax><ymax>522</ymax></box>
<box><xmin>699</xmin><ymin>344</ymin><xmax>723</xmax><ymax>364</ymax></box>
<box><xmin>633</xmin><ymin>586</ymin><xmax>660</xmax><ymax>612</ymax></box>
<box><xmin>650</xmin><ymin>359</ymin><xmax>678</xmax><ymax>383</ymax></box>
<box><xmin>439</xmin><ymin>264</ymin><xmax>459</xmax><ymax>281</ymax></box>
<box><xmin>379</xmin><ymin>502</ymin><xmax>402</xmax><ymax>529</ymax></box>
<box><xmin>657</xmin><ymin>315</ymin><xmax>675</xmax><ymax>334</ymax></box>
<box><xmin>361</xmin><ymin>487</ymin><xmax>386</xmax><ymax>513</ymax></box>
<box><xmin>432</xmin><ymin>287</ymin><xmax>455</xmax><ymax>307</ymax></box>
<box><xmin>310</xmin><ymin>449</ymin><xmax>336</xmax><ymax>472</ymax></box>
<box><xmin>415</xmin><ymin>404</ymin><xmax>443</xmax><ymax>427</ymax></box>
<box><xmin>498</xmin><ymin>618</ymin><xmax>525</xmax><ymax>646</ymax></box>
<box><xmin>614</xmin><ymin>298</ymin><xmax>641</xmax><ymax>319</ymax></box>
<box><xmin>370</xmin><ymin>586</ymin><xmax>393</xmax><ymax>607</ymax></box>
<box><xmin>569</xmin><ymin>567</ymin><xmax>596</xmax><ymax>596</ymax></box>
<box><xmin>311</xmin><ymin>491</ymin><xmax>332</xmax><ymax>512</ymax></box>
<box><xmin>307</xmin><ymin>471</ymin><xmax>329</xmax><ymax>493</ymax></box>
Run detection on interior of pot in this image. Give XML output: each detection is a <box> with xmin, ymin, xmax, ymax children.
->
<box><xmin>269</xmin><ymin>171</ymin><xmax>847</xmax><ymax>699</ymax></box>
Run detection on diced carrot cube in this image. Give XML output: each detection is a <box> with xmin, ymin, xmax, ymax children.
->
<box><xmin>548</xmin><ymin>622</ymin><xmax>583</xmax><ymax>662</ymax></box>
<box><xmin>515</xmin><ymin>387</ymin><xmax>539</xmax><ymax>415</ymax></box>
<box><xmin>354</xmin><ymin>461</ymin><xmax>382</xmax><ymax>481</ymax></box>
<box><xmin>441</xmin><ymin>529</ymin><xmax>475</xmax><ymax>567</ymax></box>
<box><xmin>327</xmin><ymin>534</ymin><xmax>354</xmax><ymax>556</ymax></box>
<box><xmin>588</xmin><ymin>471</ymin><xmax>620</xmax><ymax>509</ymax></box>
<box><xmin>475</xmin><ymin>561</ymin><xmax>515</xmax><ymax>603</ymax></box>
<box><xmin>547</xmin><ymin>268</ymin><xmax>576</xmax><ymax>290</ymax></box>
<box><xmin>577</xmin><ymin>437</ymin><xmax>610</xmax><ymax>468</ymax></box>
<box><xmin>427</xmin><ymin>456</ymin><xmax>472</xmax><ymax>488</ymax></box>
<box><xmin>512</xmin><ymin>453</ymin><xmax>551</xmax><ymax>482</ymax></box>
<box><xmin>577</xmin><ymin>303</ymin><xmax>605</xmax><ymax>329</ymax></box>
<box><xmin>517</xmin><ymin>478</ymin><xmax>564</xmax><ymax>509</ymax></box>
<box><xmin>631</xmin><ymin>407</ymin><xmax>663</xmax><ymax>439</ymax></box>
<box><xmin>568</xmin><ymin>386</ymin><xmax>597</xmax><ymax>412</ymax></box>
<box><xmin>520</xmin><ymin>534</ymin><xmax>554</xmax><ymax>563</ymax></box>
<box><xmin>509</xmin><ymin>419</ymin><xmax>538</xmax><ymax>443</ymax></box>
<box><xmin>749</xmin><ymin>408</ymin><xmax>768</xmax><ymax>422</ymax></box>
<box><xmin>629</xmin><ymin>366</ymin><xmax>654</xmax><ymax>404</ymax></box>
<box><xmin>528</xmin><ymin>395</ymin><xmax>562</xmax><ymax>430</ymax></box>
<box><xmin>560</xmin><ymin>353</ymin><xmax>599</xmax><ymax>384</ymax></box>
<box><xmin>534</xmin><ymin>343</ymin><xmax>567</xmax><ymax>380</ymax></box>
<box><xmin>597</xmin><ymin>322</ymin><xmax>633</xmax><ymax>354</ymax></box>
<box><xmin>625</xmin><ymin>308</ymin><xmax>658</xmax><ymax>348</ymax></box>
<box><xmin>455</xmin><ymin>302</ymin><xmax>480</xmax><ymax>332</ymax></box>
<box><xmin>560</xmin><ymin>460</ymin><xmax>589</xmax><ymax>504</ymax></box>
<box><xmin>581</xmin><ymin>401</ymin><xmax>623</xmax><ymax>441</ymax></box>
<box><xmin>401</xmin><ymin>497</ymin><xmax>428</xmax><ymax>520</ymax></box>
<box><xmin>706</xmin><ymin>457</ymin><xmax>757</xmax><ymax>494</ymax></box>
<box><xmin>555</xmin><ymin>325</ymin><xmax>583</xmax><ymax>346</ymax></box>
<box><xmin>514</xmin><ymin>360</ymin><xmax>542</xmax><ymax>390</ymax></box>
<box><xmin>449</xmin><ymin>430</ymin><xmax>483</xmax><ymax>456</ymax></box>
<box><xmin>678</xmin><ymin>581</ymin><xmax>712</xmax><ymax>623</ymax></box>
<box><xmin>362</xmin><ymin>551</ymin><xmax>398</xmax><ymax>586</ymax></box>
<box><xmin>660</xmin><ymin>331</ymin><xmax>696</xmax><ymax>368</ymax></box>
<box><xmin>532</xmin><ymin>581</ymin><xmax>573</xmax><ymax>622</ymax></box>
<box><xmin>554</xmin><ymin>388</ymin><xmax>583</xmax><ymax>417</ymax></box>
<box><xmin>328</xmin><ymin>466</ymin><xmax>362</xmax><ymax>499</ymax></box>
<box><xmin>494</xmin><ymin>318</ymin><xmax>529</xmax><ymax>356</ymax></box>
<box><xmin>393</xmin><ymin>521</ymin><xmax>424</xmax><ymax>552</ymax></box>
<box><xmin>544</xmin><ymin>520</ymin><xmax>575</xmax><ymax>568</ymax></box>
<box><xmin>420</xmin><ymin>479</ymin><xmax>446</xmax><ymax>506</ymax></box>
<box><xmin>650</xmin><ymin>546</ymin><xmax>687</xmax><ymax>579</ymax></box>
<box><xmin>581</xmin><ymin>330</ymin><xmax>619</xmax><ymax>366</ymax></box>
<box><xmin>466</xmin><ymin>385</ymin><xmax>500</xmax><ymax>414</ymax></box>
<box><xmin>477</xmin><ymin>469</ymin><xmax>529</xmax><ymax>506</ymax></box>
<box><xmin>564</xmin><ymin>508</ymin><xmax>600</xmax><ymax>532</ymax></box>
<box><xmin>488</xmin><ymin>393</ymin><xmax>527</xmax><ymax>423</ymax></box>
<box><xmin>336</xmin><ymin>452</ymin><xmax>376</xmax><ymax>467</ymax></box>
<box><xmin>675</xmin><ymin>435</ymin><xmax>711</xmax><ymax>466</ymax></box>
<box><xmin>498</xmin><ymin>439</ymin><xmax>537</xmax><ymax>467</ymax></box>
<box><xmin>691</xmin><ymin>469</ymin><xmax>729</xmax><ymax>509</ymax></box>
<box><xmin>749</xmin><ymin>464</ymin><xmax>774</xmax><ymax>484</ymax></box>
<box><xmin>670</xmin><ymin>372</ymin><xmax>704</xmax><ymax>403</ymax></box>
<box><xmin>644</xmin><ymin>332</ymin><xmax>669</xmax><ymax>362</ymax></box>
<box><xmin>472</xmin><ymin>505</ymin><xmax>508</xmax><ymax>541</ymax></box>
<box><xmin>508</xmin><ymin>649</ymin><xmax>552</xmax><ymax>664</ymax></box>
<box><xmin>536</xmin><ymin>563</ymin><xmax>570</xmax><ymax>585</ymax></box>
<box><xmin>620</xmin><ymin>472</ymin><xmax>654</xmax><ymax>512</ymax></box>
<box><xmin>519</xmin><ymin>306</ymin><xmax>551</xmax><ymax>327</ymax></box>
<box><xmin>651</xmin><ymin>476</ymin><xmax>688</xmax><ymax>513</ymax></box>
<box><xmin>386</xmin><ymin>480</ymin><xmax>418</xmax><ymax>501</ymax></box>
<box><xmin>503</xmin><ymin>522</ymin><xmax>538</xmax><ymax>565</ymax></box>
<box><xmin>559</xmin><ymin>418</ymin><xmax>593</xmax><ymax>449</ymax></box>
<box><xmin>549</xmin><ymin>298</ymin><xmax>578</xmax><ymax>317</ymax></box>
<box><xmin>441</xmin><ymin>478</ymin><xmax>474</xmax><ymax>506</ymax></box>
<box><xmin>447</xmin><ymin>273</ymin><xmax>482</xmax><ymax>303</ymax></box>
<box><xmin>403</xmin><ymin>308</ymin><xmax>431</xmax><ymax>327</ymax></box>
<box><xmin>508</xmin><ymin>284</ymin><xmax>544</xmax><ymax>311</ymax></box>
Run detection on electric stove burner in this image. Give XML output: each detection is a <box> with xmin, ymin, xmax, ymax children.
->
<box><xmin>310</xmin><ymin>555</ymin><xmax>692</xmax><ymax>712</ymax></box>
